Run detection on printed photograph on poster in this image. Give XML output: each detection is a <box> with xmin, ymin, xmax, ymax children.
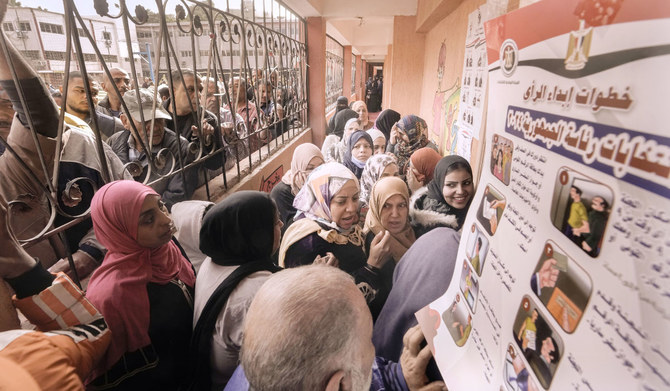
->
<box><xmin>466</xmin><ymin>223</ymin><xmax>489</xmax><ymax>276</ymax></box>
<box><xmin>512</xmin><ymin>296</ymin><xmax>564</xmax><ymax>390</ymax></box>
<box><xmin>491</xmin><ymin>134</ymin><xmax>514</xmax><ymax>185</ymax></box>
<box><xmin>503</xmin><ymin>344</ymin><xmax>540</xmax><ymax>391</ymax></box>
<box><xmin>477</xmin><ymin>184</ymin><xmax>506</xmax><ymax>235</ymax></box>
<box><xmin>441</xmin><ymin>293</ymin><xmax>473</xmax><ymax>347</ymax></box>
<box><xmin>459</xmin><ymin>260</ymin><xmax>480</xmax><ymax>312</ymax></box>
<box><xmin>549</xmin><ymin>168</ymin><xmax>613</xmax><ymax>258</ymax></box>
<box><xmin>530</xmin><ymin>241</ymin><xmax>592</xmax><ymax>333</ymax></box>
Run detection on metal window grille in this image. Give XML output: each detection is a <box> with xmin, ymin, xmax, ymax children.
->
<box><xmin>0</xmin><ymin>0</ymin><xmax>308</xmax><ymax>287</ymax></box>
<box><xmin>325</xmin><ymin>35</ymin><xmax>343</xmax><ymax>113</ymax></box>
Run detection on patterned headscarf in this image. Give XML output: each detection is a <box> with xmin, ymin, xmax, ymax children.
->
<box><xmin>394</xmin><ymin>115</ymin><xmax>430</xmax><ymax>173</ymax></box>
<box><xmin>359</xmin><ymin>154</ymin><xmax>398</xmax><ymax>207</ymax></box>
<box><xmin>292</xmin><ymin>162</ymin><xmax>359</xmax><ymax>231</ymax></box>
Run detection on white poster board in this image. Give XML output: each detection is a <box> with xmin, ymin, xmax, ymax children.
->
<box><xmin>417</xmin><ymin>1</ymin><xmax>670</xmax><ymax>390</ymax></box>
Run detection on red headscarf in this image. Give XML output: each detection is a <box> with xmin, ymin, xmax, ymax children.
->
<box><xmin>86</xmin><ymin>180</ymin><xmax>195</xmax><ymax>372</ymax></box>
<box><xmin>410</xmin><ymin>147</ymin><xmax>442</xmax><ymax>183</ymax></box>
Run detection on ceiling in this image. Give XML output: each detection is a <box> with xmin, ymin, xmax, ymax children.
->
<box><xmin>281</xmin><ymin>0</ymin><xmax>419</xmax><ymax>61</ymax></box>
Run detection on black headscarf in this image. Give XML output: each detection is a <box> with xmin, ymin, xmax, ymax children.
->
<box><xmin>331</xmin><ymin>108</ymin><xmax>359</xmax><ymax>139</ymax></box>
<box><xmin>328</xmin><ymin>96</ymin><xmax>350</xmax><ymax>134</ymax></box>
<box><xmin>426</xmin><ymin>155</ymin><xmax>473</xmax><ymax>229</ymax></box>
<box><xmin>188</xmin><ymin>191</ymin><xmax>280</xmax><ymax>391</ymax></box>
<box><xmin>199</xmin><ymin>190</ymin><xmax>277</xmax><ymax>265</ymax></box>
<box><xmin>343</xmin><ymin>131</ymin><xmax>374</xmax><ymax>179</ymax></box>
<box><xmin>374</xmin><ymin>109</ymin><xmax>401</xmax><ymax>141</ymax></box>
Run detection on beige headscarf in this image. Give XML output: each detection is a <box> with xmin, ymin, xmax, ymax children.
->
<box><xmin>364</xmin><ymin>176</ymin><xmax>416</xmax><ymax>262</ymax></box>
<box><xmin>281</xmin><ymin>143</ymin><xmax>325</xmax><ymax>195</ymax></box>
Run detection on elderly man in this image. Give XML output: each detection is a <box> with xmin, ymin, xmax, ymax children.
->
<box><xmin>61</xmin><ymin>71</ymin><xmax>124</xmax><ymax>140</ymax></box>
<box><xmin>106</xmin><ymin>89</ymin><xmax>194</xmax><ymax>210</ymax></box>
<box><xmin>97</xmin><ymin>67</ymin><xmax>130</xmax><ymax>118</ymax></box>
<box><xmin>163</xmin><ymin>69</ymin><xmax>223</xmax><ymax>187</ymax></box>
<box><xmin>225</xmin><ymin>265</ymin><xmax>446</xmax><ymax>391</ymax></box>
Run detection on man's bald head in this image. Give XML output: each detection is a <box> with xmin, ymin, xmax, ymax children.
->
<box><xmin>241</xmin><ymin>265</ymin><xmax>374</xmax><ymax>391</ymax></box>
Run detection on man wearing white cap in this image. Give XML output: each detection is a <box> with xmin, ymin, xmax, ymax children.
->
<box><xmin>107</xmin><ymin>88</ymin><xmax>195</xmax><ymax>210</ymax></box>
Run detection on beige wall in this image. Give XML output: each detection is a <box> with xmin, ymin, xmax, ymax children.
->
<box><xmin>415</xmin><ymin>0</ymin><xmax>486</xmax><ymax>177</ymax></box>
<box><xmin>385</xmin><ymin>16</ymin><xmax>426</xmax><ymax>117</ymax></box>
<box><xmin>199</xmin><ymin>129</ymin><xmax>314</xmax><ymax>203</ymax></box>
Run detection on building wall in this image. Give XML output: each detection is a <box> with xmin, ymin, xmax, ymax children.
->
<box><xmin>194</xmin><ymin>128</ymin><xmax>314</xmax><ymax>202</ymax></box>
<box><xmin>414</xmin><ymin>0</ymin><xmax>486</xmax><ymax>178</ymax></box>
<box><xmin>385</xmin><ymin>16</ymin><xmax>426</xmax><ymax>119</ymax></box>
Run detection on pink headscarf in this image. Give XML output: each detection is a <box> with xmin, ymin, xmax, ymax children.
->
<box><xmin>86</xmin><ymin>180</ymin><xmax>195</xmax><ymax>372</ymax></box>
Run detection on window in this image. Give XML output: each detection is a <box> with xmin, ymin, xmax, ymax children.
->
<box><xmin>178</xmin><ymin>30</ymin><xmax>189</xmax><ymax>37</ymax></box>
<box><xmin>44</xmin><ymin>51</ymin><xmax>66</xmax><ymax>60</ymax></box>
<box><xmin>3</xmin><ymin>22</ymin><xmax>13</xmax><ymax>32</ymax></box>
<box><xmin>18</xmin><ymin>22</ymin><xmax>30</xmax><ymax>31</ymax></box>
<box><xmin>137</xmin><ymin>31</ymin><xmax>152</xmax><ymax>38</ymax></box>
<box><xmin>180</xmin><ymin>50</ymin><xmax>192</xmax><ymax>57</ymax></box>
<box><xmin>102</xmin><ymin>31</ymin><xmax>111</xmax><ymax>40</ymax></box>
<box><xmin>20</xmin><ymin>50</ymin><xmax>41</xmax><ymax>60</ymax></box>
<box><xmin>199</xmin><ymin>50</ymin><xmax>209</xmax><ymax>57</ymax></box>
<box><xmin>40</xmin><ymin>22</ymin><xmax>63</xmax><ymax>34</ymax></box>
<box><xmin>77</xmin><ymin>28</ymin><xmax>86</xmax><ymax>37</ymax></box>
<box><xmin>102</xmin><ymin>54</ymin><xmax>118</xmax><ymax>63</ymax></box>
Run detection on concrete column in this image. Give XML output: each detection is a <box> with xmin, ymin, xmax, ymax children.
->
<box><xmin>387</xmin><ymin>16</ymin><xmax>426</xmax><ymax>116</ymax></box>
<box><xmin>343</xmin><ymin>46</ymin><xmax>352</xmax><ymax>100</ymax></box>
<box><xmin>383</xmin><ymin>44</ymin><xmax>393</xmax><ymax>111</ymax></box>
<box><xmin>307</xmin><ymin>17</ymin><xmax>327</xmax><ymax>148</ymax></box>
<box><xmin>361</xmin><ymin>59</ymin><xmax>368</xmax><ymax>101</ymax></box>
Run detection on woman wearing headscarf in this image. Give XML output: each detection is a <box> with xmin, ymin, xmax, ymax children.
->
<box><xmin>331</xmin><ymin>108</ymin><xmax>359</xmax><ymax>139</ymax></box>
<box><xmin>171</xmin><ymin>200</ymin><xmax>215</xmax><ymax>274</ymax></box>
<box><xmin>409</xmin><ymin>155</ymin><xmax>474</xmax><ymax>237</ymax></box>
<box><xmin>327</xmin><ymin>96</ymin><xmax>349</xmax><ymax>134</ymax></box>
<box><xmin>342</xmin><ymin>130</ymin><xmax>374</xmax><ymax>179</ymax></box>
<box><xmin>374</xmin><ymin>108</ymin><xmax>401</xmax><ymax>144</ymax></box>
<box><xmin>271</xmin><ymin>143</ymin><xmax>324</xmax><ymax>231</ymax></box>
<box><xmin>351</xmin><ymin>100</ymin><xmax>373</xmax><ymax>130</ymax></box>
<box><xmin>86</xmin><ymin>180</ymin><xmax>196</xmax><ymax>390</ymax></box>
<box><xmin>187</xmin><ymin>191</ymin><xmax>282</xmax><ymax>390</ymax></box>
<box><xmin>388</xmin><ymin>115</ymin><xmax>439</xmax><ymax>175</ymax></box>
<box><xmin>406</xmin><ymin>147</ymin><xmax>443</xmax><ymax>194</ymax></box>
<box><xmin>367</xmin><ymin>127</ymin><xmax>387</xmax><ymax>155</ymax></box>
<box><xmin>323</xmin><ymin>118</ymin><xmax>362</xmax><ymax>164</ymax></box>
<box><xmin>359</xmin><ymin>154</ymin><xmax>399</xmax><ymax>209</ymax></box>
<box><xmin>278</xmin><ymin>162</ymin><xmax>392</xmax><ymax>305</ymax></box>
<box><xmin>363</xmin><ymin>176</ymin><xmax>416</xmax><ymax>319</ymax></box>
<box><xmin>321</xmin><ymin>109</ymin><xmax>359</xmax><ymax>163</ymax></box>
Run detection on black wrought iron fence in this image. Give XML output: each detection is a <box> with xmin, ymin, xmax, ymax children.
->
<box><xmin>0</xmin><ymin>0</ymin><xmax>307</xmax><ymax>287</ymax></box>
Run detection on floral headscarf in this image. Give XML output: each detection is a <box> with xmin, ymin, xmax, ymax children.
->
<box><xmin>292</xmin><ymin>162</ymin><xmax>359</xmax><ymax>231</ymax></box>
<box><xmin>359</xmin><ymin>154</ymin><xmax>398</xmax><ymax>207</ymax></box>
<box><xmin>394</xmin><ymin>115</ymin><xmax>430</xmax><ymax>173</ymax></box>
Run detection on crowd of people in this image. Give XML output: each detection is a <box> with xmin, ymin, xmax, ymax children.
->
<box><xmin>0</xmin><ymin>1</ymin><xmax>479</xmax><ymax>388</ymax></box>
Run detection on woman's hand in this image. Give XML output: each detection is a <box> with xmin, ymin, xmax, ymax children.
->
<box><xmin>314</xmin><ymin>252</ymin><xmax>339</xmax><ymax>268</ymax></box>
<box><xmin>368</xmin><ymin>230</ymin><xmax>392</xmax><ymax>269</ymax></box>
